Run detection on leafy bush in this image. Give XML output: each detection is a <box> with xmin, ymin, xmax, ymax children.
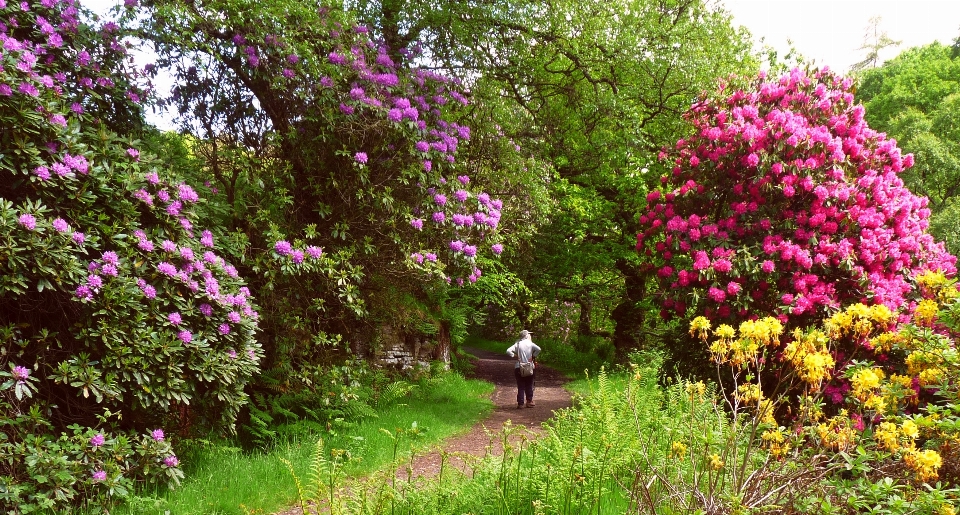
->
<box><xmin>0</xmin><ymin>0</ymin><xmax>260</xmax><ymax>510</ymax></box>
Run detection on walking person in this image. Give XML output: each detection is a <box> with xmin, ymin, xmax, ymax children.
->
<box><xmin>507</xmin><ymin>330</ymin><xmax>541</xmax><ymax>408</ymax></box>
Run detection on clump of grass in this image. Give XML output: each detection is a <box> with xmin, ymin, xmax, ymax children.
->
<box><xmin>108</xmin><ymin>373</ymin><xmax>493</xmax><ymax>515</ymax></box>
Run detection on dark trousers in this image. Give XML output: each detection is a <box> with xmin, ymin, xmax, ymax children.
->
<box><xmin>514</xmin><ymin>367</ymin><xmax>535</xmax><ymax>405</ymax></box>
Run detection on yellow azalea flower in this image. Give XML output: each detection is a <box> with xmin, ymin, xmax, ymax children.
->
<box><xmin>714</xmin><ymin>324</ymin><xmax>735</xmax><ymax>340</ymax></box>
<box><xmin>938</xmin><ymin>503</ymin><xmax>957</xmax><ymax>515</ymax></box>
<box><xmin>914</xmin><ymin>299</ymin><xmax>939</xmax><ymax>327</ymax></box>
<box><xmin>904</xmin><ymin>448</ymin><xmax>942</xmax><ymax>483</ymax></box>
<box><xmin>761</xmin><ymin>429</ymin><xmax>790</xmax><ymax>457</ymax></box>
<box><xmin>864</xmin><ymin>394</ymin><xmax>887</xmax><ymax>415</ymax></box>
<box><xmin>918</xmin><ymin>367</ymin><xmax>945</xmax><ymax>388</ymax></box>
<box><xmin>670</xmin><ymin>441</ymin><xmax>687</xmax><ymax>459</ymax></box>
<box><xmin>690</xmin><ymin>316</ymin><xmax>711</xmax><ymax>340</ymax></box>
<box><xmin>709</xmin><ymin>339</ymin><xmax>729</xmax><ymax>364</ymax></box>
<box><xmin>850</xmin><ymin>367</ymin><xmax>884</xmax><ymax>401</ymax></box>
<box><xmin>758</xmin><ymin>399</ymin><xmax>776</xmax><ymax>425</ymax></box>
<box><xmin>737</xmin><ymin>383</ymin><xmax>763</xmax><ymax>404</ymax></box>
<box><xmin>901</xmin><ymin>419</ymin><xmax>920</xmax><ymax>440</ymax></box>
<box><xmin>875</xmin><ymin>422</ymin><xmax>899</xmax><ymax>452</ymax></box>
<box><xmin>708</xmin><ymin>453</ymin><xmax>724</xmax><ymax>470</ymax></box>
<box><xmin>869</xmin><ymin>332</ymin><xmax>901</xmax><ymax>353</ymax></box>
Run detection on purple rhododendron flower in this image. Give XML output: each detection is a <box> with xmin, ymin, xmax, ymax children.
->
<box><xmin>463</xmin><ymin>245</ymin><xmax>477</xmax><ymax>257</ymax></box>
<box><xmin>454</xmin><ymin>190</ymin><xmax>469</xmax><ymax>202</ymax></box>
<box><xmin>142</xmin><ymin>285</ymin><xmax>156</xmax><ymax>299</ymax></box>
<box><xmin>410</xmin><ymin>218</ymin><xmax>423</xmax><ymax>230</ymax></box>
<box><xmin>158</xmin><ymin>262</ymin><xmax>177</xmax><ymax>276</ymax></box>
<box><xmin>34</xmin><ymin>166</ymin><xmax>50</xmax><ymax>180</ymax></box>
<box><xmin>86</xmin><ymin>275</ymin><xmax>103</xmax><ymax>288</ymax></box>
<box><xmin>52</xmin><ymin>218</ymin><xmax>69</xmax><ymax>232</ymax></box>
<box><xmin>92</xmin><ymin>470</ymin><xmax>107</xmax><ymax>482</ymax></box>
<box><xmin>449</xmin><ymin>240</ymin><xmax>464</xmax><ymax>252</ymax></box>
<box><xmin>102</xmin><ymin>251</ymin><xmax>119</xmax><ymax>265</ymax></box>
<box><xmin>492</xmin><ymin>244</ymin><xmax>504</xmax><ymax>255</ymax></box>
<box><xmin>90</xmin><ymin>434</ymin><xmax>105</xmax><ymax>447</ymax></box>
<box><xmin>151</xmin><ymin>429</ymin><xmax>164</xmax><ymax>441</ymax></box>
<box><xmin>17</xmin><ymin>214</ymin><xmax>36</xmax><ymax>230</ymax></box>
<box><xmin>291</xmin><ymin>249</ymin><xmax>304</xmax><ymax>264</ymax></box>
<box><xmin>227</xmin><ymin>311</ymin><xmax>241</xmax><ymax>324</ymax></box>
<box><xmin>168</xmin><ymin>312</ymin><xmax>182</xmax><ymax>325</ymax></box>
<box><xmin>274</xmin><ymin>240</ymin><xmax>292</xmax><ymax>255</ymax></box>
<box><xmin>307</xmin><ymin>246</ymin><xmax>323</xmax><ymax>259</ymax></box>
<box><xmin>425</xmin><ymin>253</ymin><xmax>437</xmax><ymax>262</ymax></box>
<box><xmin>199</xmin><ymin>304</ymin><xmax>213</xmax><ymax>316</ymax></box>
<box><xmin>434</xmin><ymin>194</ymin><xmax>447</xmax><ymax>206</ymax></box>
<box><xmin>12</xmin><ymin>365</ymin><xmax>29</xmax><ymax>381</ymax></box>
<box><xmin>177</xmin><ymin>331</ymin><xmax>192</xmax><ymax>344</ymax></box>
<box><xmin>354</xmin><ymin>152</ymin><xmax>368</xmax><ymax>164</ymax></box>
<box><xmin>100</xmin><ymin>264</ymin><xmax>118</xmax><ymax>277</ymax></box>
<box><xmin>219</xmin><ymin>324</ymin><xmax>230</xmax><ymax>335</ymax></box>
<box><xmin>432</xmin><ymin>212</ymin><xmax>445</xmax><ymax>223</ymax></box>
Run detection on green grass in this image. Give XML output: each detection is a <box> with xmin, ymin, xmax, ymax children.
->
<box><xmin>111</xmin><ymin>373</ymin><xmax>494</xmax><ymax>515</ymax></box>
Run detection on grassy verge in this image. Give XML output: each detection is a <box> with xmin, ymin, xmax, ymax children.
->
<box><xmin>111</xmin><ymin>373</ymin><xmax>493</xmax><ymax>515</ymax></box>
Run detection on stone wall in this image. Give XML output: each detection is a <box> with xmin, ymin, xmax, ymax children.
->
<box><xmin>374</xmin><ymin>323</ymin><xmax>450</xmax><ymax>371</ymax></box>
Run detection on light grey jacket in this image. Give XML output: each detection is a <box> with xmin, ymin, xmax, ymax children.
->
<box><xmin>506</xmin><ymin>338</ymin><xmax>541</xmax><ymax>369</ymax></box>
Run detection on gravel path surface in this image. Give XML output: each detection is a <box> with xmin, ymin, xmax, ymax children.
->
<box><xmin>396</xmin><ymin>346</ymin><xmax>573</xmax><ymax>479</ymax></box>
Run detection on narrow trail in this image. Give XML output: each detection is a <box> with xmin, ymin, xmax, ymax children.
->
<box><xmin>397</xmin><ymin>346</ymin><xmax>573</xmax><ymax>480</ymax></box>
<box><xmin>272</xmin><ymin>347</ymin><xmax>573</xmax><ymax>515</ymax></box>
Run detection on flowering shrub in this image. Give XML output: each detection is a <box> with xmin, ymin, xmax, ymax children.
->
<box><xmin>637</xmin><ymin>68</ymin><xmax>956</xmax><ymax>327</ymax></box>
<box><xmin>0</xmin><ymin>0</ymin><xmax>260</xmax><ymax>510</ymax></box>
<box><xmin>686</xmin><ymin>271</ymin><xmax>960</xmax><ymax>508</ymax></box>
<box><xmin>145</xmin><ymin>3</ymin><xmax>505</xmax><ymax>289</ymax></box>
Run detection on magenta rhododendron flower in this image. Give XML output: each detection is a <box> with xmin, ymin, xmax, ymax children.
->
<box><xmin>638</xmin><ymin>68</ymin><xmax>956</xmax><ymax>327</ymax></box>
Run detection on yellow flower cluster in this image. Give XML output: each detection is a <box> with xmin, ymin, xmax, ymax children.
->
<box><xmin>938</xmin><ymin>503</ymin><xmax>957</xmax><ymax>515</ymax></box>
<box><xmin>874</xmin><ymin>419</ymin><xmax>920</xmax><ymax>453</ymax></box>
<box><xmin>914</xmin><ymin>299</ymin><xmax>939</xmax><ymax>327</ymax></box>
<box><xmin>915</xmin><ymin>270</ymin><xmax>960</xmax><ymax>304</ymax></box>
<box><xmin>738</xmin><ymin>318</ymin><xmax>784</xmax><ymax>347</ymax></box>
<box><xmin>685</xmin><ymin>381</ymin><xmax>707</xmax><ymax>401</ymax></box>
<box><xmin>689</xmin><ymin>316</ymin><xmax>711</xmax><ymax>341</ymax></box>
<box><xmin>706</xmin><ymin>317</ymin><xmax>782</xmax><ymax>367</ymax></box>
<box><xmin>737</xmin><ymin>383</ymin><xmax>763</xmax><ymax>404</ymax></box>
<box><xmin>761</xmin><ymin>428</ymin><xmax>790</xmax><ymax>457</ymax></box>
<box><xmin>708</xmin><ymin>453</ymin><xmax>724</xmax><ymax>470</ymax></box>
<box><xmin>850</xmin><ymin>367</ymin><xmax>885</xmax><ymax>401</ymax></box>
<box><xmin>869</xmin><ymin>331</ymin><xmax>903</xmax><ymax>353</ymax></box>
<box><xmin>903</xmin><ymin>448</ymin><xmax>943</xmax><ymax>483</ymax></box>
<box><xmin>670</xmin><ymin>441</ymin><xmax>687</xmax><ymax>459</ymax></box>
<box><xmin>816</xmin><ymin>414</ymin><xmax>857</xmax><ymax>451</ymax></box>
<box><xmin>758</xmin><ymin>399</ymin><xmax>776</xmax><ymax>425</ymax></box>
<box><xmin>824</xmin><ymin>303</ymin><xmax>895</xmax><ymax>340</ymax></box>
<box><xmin>784</xmin><ymin>328</ymin><xmax>834</xmax><ymax>388</ymax></box>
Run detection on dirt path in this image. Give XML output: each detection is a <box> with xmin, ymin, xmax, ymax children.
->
<box><xmin>397</xmin><ymin>346</ymin><xmax>573</xmax><ymax>479</ymax></box>
<box><xmin>272</xmin><ymin>347</ymin><xmax>573</xmax><ymax>514</ymax></box>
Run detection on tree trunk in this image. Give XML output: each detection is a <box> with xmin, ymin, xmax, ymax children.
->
<box><xmin>611</xmin><ymin>260</ymin><xmax>647</xmax><ymax>358</ymax></box>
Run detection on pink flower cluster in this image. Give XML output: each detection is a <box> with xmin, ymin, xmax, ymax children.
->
<box><xmin>637</xmin><ymin>68</ymin><xmax>956</xmax><ymax>326</ymax></box>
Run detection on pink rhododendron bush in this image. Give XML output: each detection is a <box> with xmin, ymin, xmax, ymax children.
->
<box><xmin>638</xmin><ymin>67</ymin><xmax>956</xmax><ymax>326</ymax></box>
<box><xmin>0</xmin><ymin>0</ymin><xmax>259</xmax><ymax>510</ymax></box>
<box><xmin>639</xmin><ymin>68</ymin><xmax>960</xmax><ymax>503</ymax></box>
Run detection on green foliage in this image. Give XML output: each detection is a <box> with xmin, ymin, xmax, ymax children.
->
<box><xmin>0</xmin><ymin>1</ymin><xmax>260</xmax><ymax>511</ymax></box>
<box><xmin>858</xmin><ymin>42</ymin><xmax>960</xmax><ymax>253</ymax></box>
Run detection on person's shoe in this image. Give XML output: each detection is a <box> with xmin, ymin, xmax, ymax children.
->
<box><xmin>517</xmin><ymin>404</ymin><xmax>524</xmax><ymax>409</ymax></box>
<box><xmin>526</xmin><ymin>402</ymin><xmax>536</xmax><ymax>408</ymax></box>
